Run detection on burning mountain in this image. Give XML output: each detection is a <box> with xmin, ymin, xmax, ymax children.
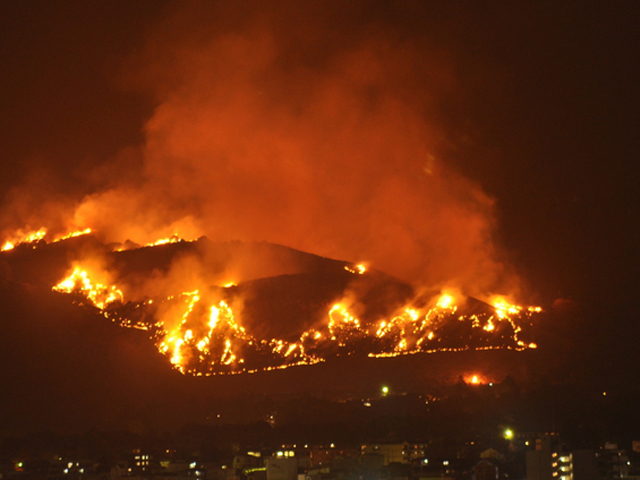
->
<box><xmin>1</xmin><ymin>229</ymin><xmax>540</xmax><ymax>376</ymax></box>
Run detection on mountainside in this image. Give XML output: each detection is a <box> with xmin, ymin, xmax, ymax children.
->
<box><xmin>0</xmin><ymin>235</ymin><xmax>554</xmax><ymax>434</ymax></box>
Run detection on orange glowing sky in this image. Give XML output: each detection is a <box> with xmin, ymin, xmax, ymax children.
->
<box><xmin>0</xmin><ymin>1</ymin><xmax>637</xmax><ymax>314</ymax></box>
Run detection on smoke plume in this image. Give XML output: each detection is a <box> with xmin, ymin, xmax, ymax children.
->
<box><xmin>8</xmin><ymin>1</ymin><xmax>519</xmax><ymax>297</ymax></box>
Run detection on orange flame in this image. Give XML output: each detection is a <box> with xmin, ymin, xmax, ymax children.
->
<box><xmin>47</xmin><ymin>238</ymin><xmax>542</xmax><ymax>376</ymax></box>
<box><xmin>146</xmin><ymin>235</ymin><xmax>184</xmax><ymax>247</ymax></box>
<box><xmin>344</xmin><ymin>264</ymin><xmax>367</xmax><ymax>274</ymax></box>
<box><xmin>52</xmin><ymin>228</ymin><xmax>92</xmax><ymax>242</ymax></box>
<box><xmin>53</xmin><ymin>267</ymin><xmax>123</xmax><ymax>309</ymax></box>
<box><xmin>1</xmin><ymin>227</ymin><xmax>94</xmax><ymax>252</ymax></box>
<box><xmin>463</xmin><ymin>373</ymin><xmax>488</xmax><ymax>385</ymax></box>
<box><xmin>1</xmin><ymin>228</ymin><xmax>47</xmax><ymax>251</ymax></box>
<box><xmin>436</xmin><ymin>293</ymin><xmax>455</xmax><ymax>309</ymax></box>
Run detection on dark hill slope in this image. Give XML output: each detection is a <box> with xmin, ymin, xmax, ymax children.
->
<box><xmin>0</xmin><ymin>236</ymin><xmax>579</xmax><ymax>434</ymax></box>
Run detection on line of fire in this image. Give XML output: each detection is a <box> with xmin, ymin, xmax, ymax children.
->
<box><xmin>2</xmin><ymin>228</ymin><xmax>540</xmax><ymax>376</ymax></box>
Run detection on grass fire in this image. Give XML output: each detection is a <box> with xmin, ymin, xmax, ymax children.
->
<box><xmin>2</xmin><ymin>228</ymin><xmax>541</xmax><ymax>376</ymax></box>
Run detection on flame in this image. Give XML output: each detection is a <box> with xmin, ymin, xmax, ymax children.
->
<box><xmin>464</xmin><ymin>373</ymin><xmax>488</xmax><ymax>385</ymax></box>
<box><xmin>483</xmin><ymin>318</ymin><xmax>495</xmax><ymax>332</ymax></box>
<box><xmin>1</xmin><ymin>227</ymin><xmax>94</xmax><ymax>252</ymax></box>
<box><xmin>491</xmin><ymin>296</ymin><xmax>522</xmax><ymax>318</ymax></box>
<box><xmin>145</xmin><ymin>235</ymin><xmax>184</xmax><ymax>247</ymax></box>
<box><xmin>328</xmin><ymin>304</ymin><xmax>362</xmax><ymax>345</ymax></box>
<box><xmin>52</xmin><ymin>228</ymin><xmax>92</xmax><ymax>242</ymax></box>
<box><xmin>344</xmin><ymin>264</ymin><xmax>366</xmax><ymax>274</ymax></box>
<box><xmin>436</xmin><ymin>293</ymin><xmax>455</xmax><ymax>309</ymax></box>
<box><xmin>52</xmin><ymin>265</ymin><xmax>318</xmax><ymax>374</ymax></box>
<box><xmin>46</xmin><ymin>238</ymin><xmax>542</xmax><ymax>376</ymax></box>
<box><xmin>1</xmin><ymin>228</ymin><xmax>47</xmax><ymax>251</ymax></box>
<box><xmin>53</xmin><ymin>267</ymin><xmax>123</xmax><ymax>310</ymax></box>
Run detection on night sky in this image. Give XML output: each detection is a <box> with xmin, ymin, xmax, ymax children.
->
<box><xmin>1</xmin><ymin>2</ymin><xmax>638</xmax><ymax>378</ymax></box>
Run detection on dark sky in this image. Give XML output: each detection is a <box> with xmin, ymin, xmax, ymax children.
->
<box><xmin>1</xmin><ymin>1</ymin><xmax>638</xmax><ymax>313</ymax></box>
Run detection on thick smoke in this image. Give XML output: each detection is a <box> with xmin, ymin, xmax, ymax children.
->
<box><xmin>18</xmin><ymin>2</ymin><xmax>519</xmax><ymax>297</ymax></box>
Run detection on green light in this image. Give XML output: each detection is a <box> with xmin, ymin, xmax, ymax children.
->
<box><xmin>504</xmin><ymin>429</ymin><xmax>514</xmax><ymax>440</ymax></box>
<box><xmin>382</xmin><ymin>386</ymin><xmax>389</xmax><ymax>395</ymax></box>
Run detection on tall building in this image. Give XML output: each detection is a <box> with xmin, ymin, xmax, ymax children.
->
<box><xmin>526</xmin><ymin>437</ymin><xmax>598</xmax><ymax>480</ymax></box>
